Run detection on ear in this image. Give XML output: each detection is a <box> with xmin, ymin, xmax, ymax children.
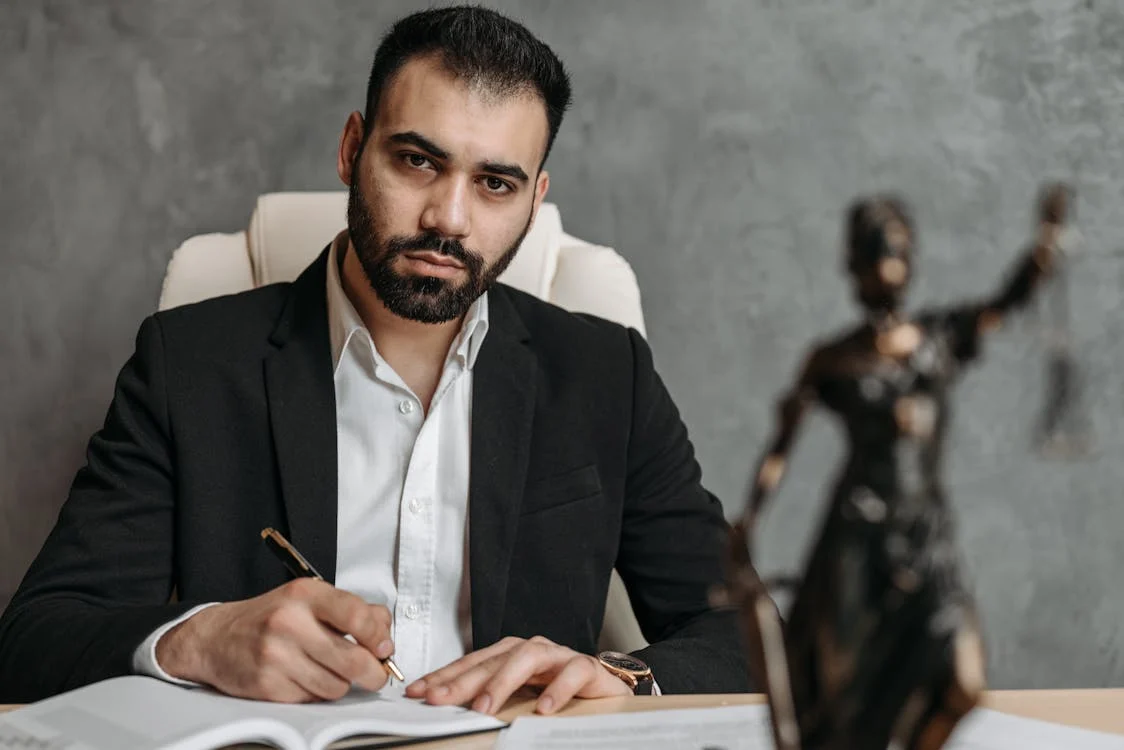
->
<box><xmin>337</xmin><ymin>111</ymin><xmax>366</xmax><ymax>187</ymax></box>
<box><xmin>528</xmin><ymin>169</ymin><xmax>551</xmax><ymax>228</ymax></box>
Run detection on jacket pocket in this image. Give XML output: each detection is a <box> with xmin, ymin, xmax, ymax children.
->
<box><xmin>521</xmin><ymin>464</ymin><xmax>602</xmax><ymax>515</ymax></box>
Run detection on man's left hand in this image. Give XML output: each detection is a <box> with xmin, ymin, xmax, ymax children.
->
<box><xmin>405</xmin><ymin>636</ymin><xmax>631</xmax><ymax>715</ymax></box>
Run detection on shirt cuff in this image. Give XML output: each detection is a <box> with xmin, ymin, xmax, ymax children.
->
<box><xmin>651</xmin><ymin>678</ymin><xmax>662</xmax><ymax>696</ymax></box>
<box><xmin>131</xmin><ymin>602</ymin><xmax>222</xmax><ymax>686</ymax></box>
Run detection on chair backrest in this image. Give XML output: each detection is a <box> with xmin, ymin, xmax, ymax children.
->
<box><xmin>244</xmin><ymin>192</ymin><xmax>561</xmax><ymax>299</ymax></box>
<box><xmin>160</xmin><ymin>192</ymin><xmax>646</xmax><ymax>339</ymax></box>
<box><xmin>158</xmin><ymin>192</ymin><xmax>650</xmax><ymax>654</ymax></box>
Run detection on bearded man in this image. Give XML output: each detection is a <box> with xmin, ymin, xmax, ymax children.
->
<box><xmin>0</xmin><ymin>6</ymin><xmax>750</xmax><ymax>712</ymax></box>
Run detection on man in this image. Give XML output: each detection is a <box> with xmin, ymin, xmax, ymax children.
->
<box><xmin>0</xmin><ymin>6</ymin><xmax>749</xmax><ymax>712</ymax></box>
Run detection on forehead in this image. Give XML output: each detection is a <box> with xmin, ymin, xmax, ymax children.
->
<box><xmin>374</xmin><ymin>55</ymin><xmax>549</xmax><ymax>170</ymax></box>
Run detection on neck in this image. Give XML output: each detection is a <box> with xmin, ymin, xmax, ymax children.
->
<box><xmin>339</xmin><ymin>239</ymin><xmax>464</xmax><ymax>378</ymax></box>
<box><xmin>865</xmin><ymin>307</ymin><xmax>903</xmax><ymax>331</ymax></box>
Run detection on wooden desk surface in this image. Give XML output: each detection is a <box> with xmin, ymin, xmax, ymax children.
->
<box><xmin>5</xmin><ymin>689</ymin><xmax>1124</xmax><ymax>748</ymax></box>
<box><xmin>406</xmin><ymin>689</ymin><xmax>1124</xmax><ymax>749</ymax></box>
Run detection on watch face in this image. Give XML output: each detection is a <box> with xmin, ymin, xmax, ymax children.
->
<box><xmin>599</xmin><ymin>650</ymin><xmax>648</xmax><ymax>674</ymax></box>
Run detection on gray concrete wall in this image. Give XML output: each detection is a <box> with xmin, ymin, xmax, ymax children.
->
<box><xmin>2</xmin><ymin>0</ymin><xmax>1122</xmax><ymax>688</ymax></box>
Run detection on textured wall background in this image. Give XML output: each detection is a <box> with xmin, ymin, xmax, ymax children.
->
<box><xmin>2</xmin><ymin>0</ymin><xmax>1122</xmax><ymax>688</ymax></box>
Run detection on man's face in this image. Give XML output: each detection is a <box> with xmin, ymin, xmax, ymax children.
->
<box><xmin>345</xmin><ymin>55</ymin><xmax>551</xmax><ymax>324</ymax></box>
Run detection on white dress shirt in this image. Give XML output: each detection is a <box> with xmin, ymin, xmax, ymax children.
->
<box><xmin>328</xmin><ymin>236</ymin><xmax>485</xmax><ymax>678</ymax></box>
<box><xmin>133</xmin><ymin>235</ymin><xmax>486</xmax><ymax>683</ymax></box>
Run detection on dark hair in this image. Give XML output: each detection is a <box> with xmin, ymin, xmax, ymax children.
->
<box><xmin>363</xmin><ymin>5</ymin><xmax>573</xmax><ymax>165</ymax></box>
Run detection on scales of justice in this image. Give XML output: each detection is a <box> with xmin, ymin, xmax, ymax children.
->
<box><xmin>719</xmin><ymin>183</ymin><xmax>1092</xmax><ymax>750</ymax></box>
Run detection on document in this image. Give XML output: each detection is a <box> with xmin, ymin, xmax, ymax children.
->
<box><xmin>496</xmin><ymin>705</ymin><xmax>774</xmax><ymax>750</ymax></box>
<box><xmin>495</xmin><ymin>704</ymin><xmax>1124</xmax><ymax>750</ymax></box>
<box><xmin>947</xmin><ymin>707</ymin><xmax>1124</xmax><ymax>750</ymax></box>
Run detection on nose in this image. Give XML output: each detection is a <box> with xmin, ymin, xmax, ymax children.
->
<box><xmin>883</xmin><ymin>220</ymin><xmax>909</xmax><ymax>257</ymax></box>
<box><xmin>420</xmin><ymin>175</ymin><xmax>471</xmax><ymax>239</ymax></box>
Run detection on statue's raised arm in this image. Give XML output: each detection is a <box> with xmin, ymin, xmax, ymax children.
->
<box><xmin>962</xmin><ymin>182</ymin><xmax>1088</xmax><ymax>453</ymax></box>
<box><xmin>977</xmin><ymin>182</ymin><xmax>1073</xmax><ymax>334</ymax></box>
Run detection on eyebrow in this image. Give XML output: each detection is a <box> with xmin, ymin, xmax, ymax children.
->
<box><xmin>479</xmin><ymin>160</ymin><xmax>529</xmax><ymax>184</ymax></box>
<box><xmin>388</xmin><ymin>130</ymin><xmax>530</xmax><ymax>185</ymax></box>
<box><xmin>389</xmin><ymin>131</ymin><xmax>449</xmax><ymax>160</ymax></box>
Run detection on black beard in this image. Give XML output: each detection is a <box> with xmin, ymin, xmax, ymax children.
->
<box><xmin>347</xmin><ymin>174</ymin><xmax>531</xmax><ymax>324</ymax></box>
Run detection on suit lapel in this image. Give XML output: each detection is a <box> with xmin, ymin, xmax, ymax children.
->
<box><xmin>264</xmin><ymin>247</ymin><xmax>339</xmax><ymax>582</ymax></box>
<box><xmin>469</xmin><ymin>287</ymin><xmax>538</xmax><ymax>648</ymax></box>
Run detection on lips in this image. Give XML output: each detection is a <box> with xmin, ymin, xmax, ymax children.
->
<box><xmin>403</xmin><ymin>250</ymin><xmax>465</xmax><ymax>270</ymax></box>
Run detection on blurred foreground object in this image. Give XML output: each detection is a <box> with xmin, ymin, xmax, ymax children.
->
<box><xmin>1030</xmin><ymin>198</ymin><xmax>1094</xmax><ymax>458</ymax></box>
<box><xmin>719</xmin><ymin>183</ymin><xmax>1090</xmax><ymax>750</ymax></box>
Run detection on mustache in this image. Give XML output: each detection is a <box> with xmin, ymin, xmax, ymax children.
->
<box><xmin>385</xmin><ymin>232</ymin><xmax>484</xmax><ymax>273</ymax></box>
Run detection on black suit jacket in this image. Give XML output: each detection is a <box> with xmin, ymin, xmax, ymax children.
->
<box><xmin>0</xmin><ymin>248</ymin><xmax>750</xmax><ymax>702</ymax></box>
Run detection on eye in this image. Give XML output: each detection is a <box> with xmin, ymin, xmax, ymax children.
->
<box><xmin>403</xmin><ymin>153</ymin><xmax>433</xmax><ymax>170</ymax></box>
<box><xmin>481</xmin><ymin>176</ymin><xmax>513</xmax><ymax>195</ymax></box>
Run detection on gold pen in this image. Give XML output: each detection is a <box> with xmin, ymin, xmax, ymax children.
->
<box><xmin>260</xmin><ymin>527</ymin><xmax>406</xmax><ymax>682</ymax></box>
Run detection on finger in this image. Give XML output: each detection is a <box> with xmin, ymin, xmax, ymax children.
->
<box><xmin>406</xmin><ymin>637</ymin><xmax>525</xmax><ymax>696</ymax></box>
<box><xmin>307</xmin><ymin>588</ymin><xmax>393</xmax><ymax>653</ymax></box>
<box><xmin>286</xmin><ymin>651</ymin><xmax>353</xmax><ymax>702</ymax></box>
<box><xmin>260</xmin><ymin>593</ymin><xmax>391</xmax><ymax>689</ymax></box>
<box><xmin>423</xmin><ymin>652</ymin><xmax>510</xmax><ymax>706</ymax></box>
<box><xmin>535</xmin><ymin>655</ymin><xmax>627</xmax><ymax>714</ymax></box>
<box><xmin>302</xmin><ymin>629</ymin><xmax>389</xmax><ymax>693</ymax></box>
<box><xmin>246</xmin><ymin>672</ymin><xmax>316</xmax><ymax>704</ymax></box>
<box><xmin>470</xmin><ymin>640</ymin><xmax>575</xmax><ymax>714</ymax></box>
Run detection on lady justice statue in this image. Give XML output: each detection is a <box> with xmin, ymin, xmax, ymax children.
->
<box><xmin>722</xmin><ymin>183</ymin><xmax>1085</xmax><ymax>750</ymax></box>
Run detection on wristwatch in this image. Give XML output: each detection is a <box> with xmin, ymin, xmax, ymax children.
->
<box><xmin>597</xmin><ymin>650</ymin><xmax>655</xmax><ymax>695</ymax></box>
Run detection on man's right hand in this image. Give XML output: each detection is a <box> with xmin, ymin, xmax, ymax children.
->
<box><xmin>156</xmin><ymin>578</ymin><xmax>395</xmax><ymax>702</ymax></box>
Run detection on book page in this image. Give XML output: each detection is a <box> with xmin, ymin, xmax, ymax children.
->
<box><xmin>219</xmin><ymin>684</ymin><xmax>505</xmax><ymax>749</ymax></box>
<box><xmin>0</xmin><ymin>677</ymin><xmax>503</xmax><ymax>750</ymax></box>
<box><xmin>0</xmin><ymin>676</ymin><xmax>303</xmax><ymax>750</ymax></box>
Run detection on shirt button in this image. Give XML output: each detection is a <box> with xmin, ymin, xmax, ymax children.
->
<box><xmin>409</xmin><ymin>497</ymin><xmax>425</xmax><ymax>514</ymax></box>
<box><xmin>398</xmin><ymin>400</ymin><xmax>415</xmax><ymax>415</ymax></box>
<box><xmin>405</xmin><ymin>603</ymin><xmax>421</xmax><ymax>620</ymax></box>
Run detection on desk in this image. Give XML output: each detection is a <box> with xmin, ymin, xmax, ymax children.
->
<box><xmin>399</xmin><ymin>689</ymin><xmax>1124</xmax><ymax>750</ymax></box>
<box><xmin>5</xmin><ymin>689</ymin><xmax>1124</xmax><ymax>749</ymax></box>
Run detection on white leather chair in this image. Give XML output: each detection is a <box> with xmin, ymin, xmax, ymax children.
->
<box><xmin>159</xmin><ymin>192</ymin><xmax>649</xmax><ymax>654</ymax></box>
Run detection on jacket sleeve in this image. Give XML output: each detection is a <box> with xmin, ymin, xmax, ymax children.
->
<box><xmin>617</xmin><ymin>328</ymin><xmax>754</xmax><ymax>694</ymax></box>
<box><xmin>0</xmin><ymin>315</ymin><xmax>199</xmax><ymax>702</ymax></box>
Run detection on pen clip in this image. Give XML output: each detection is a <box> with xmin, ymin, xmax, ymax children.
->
<box><xmin>261</xmin><ymin>527</ymin><xmax>325</xmax><ymax>580</ymax></box>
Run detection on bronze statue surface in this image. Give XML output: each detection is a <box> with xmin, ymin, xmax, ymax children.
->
<box><xmin>723</xmin><ymin>184</ymin><xmax>1084</xmax><ymax>750</ymax></box>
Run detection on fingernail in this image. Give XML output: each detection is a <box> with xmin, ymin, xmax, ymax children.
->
<box><xmin>537</xmin><ymin>695</ymin><xmax>554</xmax><ymax>714</ymax></box>
<box><xmin>473</xmin><ymin>694</ymin><xmax>492</xmax><ymax>714</ymax></box>
<box><xmin>406</xmin><ymin>679</ymin><xmax>425</xmax><ymax>693</ymax></box>
<box><xmin>376</xmin><ymin>640</ymin><xmax>393</xmax><ymax>657</ymax></box>
<box><xmin>433</xmin><ymin>685</ymin><xmax>450</xmax><ymax>698</ymax></box>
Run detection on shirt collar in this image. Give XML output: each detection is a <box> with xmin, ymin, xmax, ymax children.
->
<box><xmin>325</xmin><ymin>233</ymin><xmax>490</xmax><ymax>374</ymax></box>
<box><xmin>455</xmin><ymin>291</ymin><xmax>490</xmax><ymax>369</ymax></box>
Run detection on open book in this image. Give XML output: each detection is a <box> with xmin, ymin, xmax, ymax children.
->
<box><xmin>0</xmin><ymin>676</ymin><xmax>506</xmax><ymax>750</ymax></box>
